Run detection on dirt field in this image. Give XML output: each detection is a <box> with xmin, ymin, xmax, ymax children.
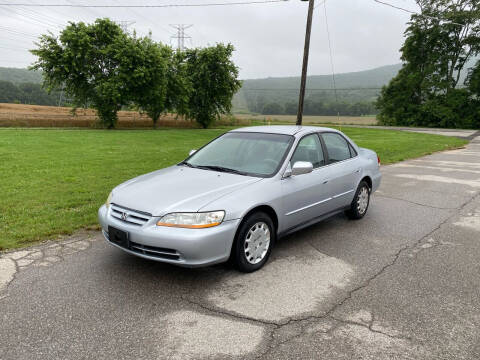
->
<box><xmin>0</xmin><ymin>103</ymin><xmax>250</xmax><ymax>128</ymax></box>
<box><xmin>236</xmin><ymin>113</ymin><xmax>378</xmax><ymax>125</ymax></box>
<box><xmin>0</xmin><ymin>103</ymin><xmax>377</xmax><ymax>128</ymax></box>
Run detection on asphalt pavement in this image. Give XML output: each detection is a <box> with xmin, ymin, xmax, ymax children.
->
<box><xmin>1</xmin><ymin>135</ymin><xmax>479</xmax><ymax>359</ymax></box>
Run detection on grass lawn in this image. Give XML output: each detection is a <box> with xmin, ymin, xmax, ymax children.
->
<box><xmin>0</xmin><ymin>127</ymin><xmax>467</xmax><ymax>250</ymax></box>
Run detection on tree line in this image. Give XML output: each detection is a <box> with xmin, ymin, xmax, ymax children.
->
<box><xmin>0</xmin><ymin>80</ymin><xmax>61</xmax><ymax>106</ymax></box>
<box><xmin>254</xmin><ymin>99</ymin><xmax>377</xmax><ymax>116</ymax></box>
<box><xmin>31</xmin><ymin>19</ymin><xmax>241</xmax><ymax>128</ymax></box>
<box><xmin>377</xmin><ymin>0</ymin><xmax>480</xmax><ymax>129</ymax></box>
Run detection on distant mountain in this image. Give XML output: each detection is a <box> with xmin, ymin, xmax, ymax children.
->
<box><xmin>233</xmin><ymin>64</ymin><xmax>403</xmax><ymax>113</ymax></box>
<box><xmin>242</xmin><ymin>64</ymin><xmax>403</xmax><ymax>90</ymax></box>
<box><xmin>0</xmin><ymin>67</ymin><xmax>43</xmax><ymax>84</ymax></box>
<box><xmin>2</xmin><ymin>62</ymin><xmax>477</xmax><ymax>114</ymax></box>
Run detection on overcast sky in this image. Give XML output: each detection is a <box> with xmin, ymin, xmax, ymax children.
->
<box><xmin>0</xmin><ymin>0</ymin><xmax>416</xmax><ymax>79</ymax></box>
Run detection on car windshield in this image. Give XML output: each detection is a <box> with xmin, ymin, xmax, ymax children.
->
<box><xmin>183</xmin><ymin>132</ymin><xmax>294</xmax><ymax>177</ymax></box>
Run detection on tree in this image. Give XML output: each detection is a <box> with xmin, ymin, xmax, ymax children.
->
<box><xmin>377</xmin><ymin>0</ymin><xmax>480</xmax><ymax>128</ymax></box>
<box><xmin>183</xmin><ymin>44</ymin><xmax>242</xmax><ymax>128</ymax></box>
<box><xmin>467</xmin><ymin>60</ymin><xmax>480</xmax><ymax>97</ymax></box>
<box><xmin>18</xmin><ymin>83</ymin><xmax>60</xmax><ymax>105</ymax></box>
<box><xmin>31</xmin><ymin>19</ymin><xmax>130</xmax><ymax>128</ymax></box>
<box><xmin>284</xmin><ymin>101</ymin><xmax>297</xmax><ymax>115</ymax></box>
<box><xmin>118</xmin><ymin>36</ymin><xmax>171</xmax><ymax>127</ymax></box>
<box><xmin>0</xmin><ymin>80</ymin><xmax>24</xmax><ymax>103</ymax></box>
<box><xmin>465</xmin><ymin>61</ymin><xmax>480</xmax><ymax>127</ymax></box>
<box><xmin>261</xmin><ymin>102</ymin><xmax>284</xmax><ymax>115</ymax></box>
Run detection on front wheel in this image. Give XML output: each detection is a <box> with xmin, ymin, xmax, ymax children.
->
<box><xmin>345</xmin><ymin>181</ymin><xmax>370</xmax><ymax>220</ymax></box>
<box><xmin>232</xmin><ymin>212</ymin><xmax>275</xmax><ymax>273</ymax></box>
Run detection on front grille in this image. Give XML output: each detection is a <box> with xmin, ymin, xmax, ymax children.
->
<box><xmin>110</xmin><ymin>203</ymin><xmax>151</xmax><ymax>226</ymax></box>
<box><xmin>129</xmin><ymin>241</ymin><xmax>180</xmax><ymax>261</ymax></box>
<box><xmin>103</xmin><ymin>229</ymin><xmax>180</xmax><ymax>261</ymax></box>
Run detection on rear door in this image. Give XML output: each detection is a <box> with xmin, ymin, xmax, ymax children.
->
<box><xmin>281</xmin><ymin>133</ymin><xmax>332</xmax><ymax>230</ymax></box>
<box><xmin>320</xmin><ymin>132</ymin><xmax>360</xmax><ymax>209</ymax></box>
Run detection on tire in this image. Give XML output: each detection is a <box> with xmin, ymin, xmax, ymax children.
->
<box><xmin>231</xmin><ymin>212</ymin><xmax>275</xmax><ymax>273</ymax></box>
<box><xmin>345</xmin><ymin>181</ymin><xmax>370</xmax><ymax>220</ymax></box>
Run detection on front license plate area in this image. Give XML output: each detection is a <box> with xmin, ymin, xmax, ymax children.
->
<box><xmin>108</xmin><ymin>226</ymin><xmax>129</xmax><ymax>248</ymax></box>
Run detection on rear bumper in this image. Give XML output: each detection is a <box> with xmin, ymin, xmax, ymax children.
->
<box><xmin>98</xmin><ymin>205</ymin><xmax>240</xmax><ymax>267</ymax></box>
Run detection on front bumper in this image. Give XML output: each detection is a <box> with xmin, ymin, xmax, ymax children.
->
<box><xmin>98</xmin><ymin>205</ymin><xmax>240</xmax><ymax>267</ymax></box>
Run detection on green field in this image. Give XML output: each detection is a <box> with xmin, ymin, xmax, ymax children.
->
<box><xmin>0</xmin><ymin>127</ymin><xmax>467</xmax><ymax>250</ymax></box>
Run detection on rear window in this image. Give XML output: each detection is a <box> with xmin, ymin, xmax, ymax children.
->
<box><xmin>321</xmin><ymin>133</ymin><xmax>352</xmax><ymax>163</ymax></box>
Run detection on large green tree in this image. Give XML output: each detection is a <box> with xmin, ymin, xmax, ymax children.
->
<box><xmin>466</xmin><ymin>61</ymin><xmax>480</xmax><ymax>125</ymax></box>
<box><xmin>467</xmin><ymin>60</ymin><xmax>480</xmax><ymax>95</ymax></box>
<box><xmin>183</xmin><ymin>44</ymin><xmax>242</xmax><ymax>128</ymax></box>
<box><xmin>377</xmin><ymin>0</ymin><xmax>480</xmax><ymax>128</ymax></box>
<box><xmin>117</xmin><ymin>36</ymin><xmax>171</xmax><ymax>127</ymax></box>
<box><xmin>31</xmin><ymin>19</ymin><xmax>130</xmax><ymax>128</ymax></box>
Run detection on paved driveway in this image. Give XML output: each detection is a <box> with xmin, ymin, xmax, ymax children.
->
<box><xmin>1</xmin><ymin>136</ymin><xmax>480</xmax><ymax>359</ymax></box>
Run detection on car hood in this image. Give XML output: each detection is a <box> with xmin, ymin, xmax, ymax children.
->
<box><xmin>112</xmin><ymin>165</ymin><xmax>262</xmax><ymax>216</ymax></box>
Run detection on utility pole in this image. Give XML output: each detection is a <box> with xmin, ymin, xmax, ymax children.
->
<box><xmin>296</xmin><ymin>0</ymin><xmax>315</xmax><ymax>126</ymax></box>
<box><xmin>170</xmin><ymin>24</ymin><xmax>193</xmax><ymax>51</ymax></box>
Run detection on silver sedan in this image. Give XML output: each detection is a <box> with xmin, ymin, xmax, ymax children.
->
<box><xmin>98</xmin><ymin>126</ymin><xmax>381</xmax><ymax>272</ymax></box>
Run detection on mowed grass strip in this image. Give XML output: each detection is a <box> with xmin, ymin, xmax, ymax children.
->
<box><xmin>0</xmin><ymin>128</ymin><xmax>467</xmax><ymax>250</ymax></box>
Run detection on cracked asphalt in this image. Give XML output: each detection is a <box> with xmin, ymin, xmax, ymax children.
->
<box><xmin>1</xmin><ymin>135</ymin><xmax>480</xmax><ymax>359</ymax></box>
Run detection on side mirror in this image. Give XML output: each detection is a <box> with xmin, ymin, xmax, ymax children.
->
<box><xmin>189</xmin><ymin>149</ymin><xmax>197</xmax><ymax>156</ymax></box>
<box><xmin>291</xmin><ymin>161</ymin><xmax>313</xmax><ymax>176</ymax></box>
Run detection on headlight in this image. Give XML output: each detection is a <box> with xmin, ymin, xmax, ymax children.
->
<box><xmin>156</xmin><ymin>211</ymin><xmax>225</xmax><ymax>228</ymax></box>
<box><xmin>105</xmin><ymin>192</ymin><xmax>113</xmax><ymax>208</ymax></box>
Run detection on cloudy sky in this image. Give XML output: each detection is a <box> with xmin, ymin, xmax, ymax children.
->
<box><xmin>0</xmin><ymin>0</ymin><xmax>416</xmax><ymax>79</ymax></box>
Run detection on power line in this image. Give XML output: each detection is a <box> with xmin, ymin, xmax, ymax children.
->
<box><xmin>373</xmin><ymin>0</ymin><xmax>464</xmax><ymax>27</ymax></box>
<box><xmin>0</xmin><ymin>26</ymin><xmax>39</xmax><ymax>40</ymax></box>
<box><xmin>0</xmin><ymin>45</ymin><xmax>31</xmax><ymax>52</ymax></box>
<box><xmin>111</xmin><ymin>0</ymin><xmax>174</xmax><ymax>40</ymax></box>
<box><xmin>117</xmin><ymin>20</ymin><xmax>136</xmax><ymax>33</ymax></box>
<box><xmin>0</xmin><ymin>0</ymin><xmax>289</xmax><ymax>8</ymax></box>
<box><xmin>2</xmin><ymin>6</ymin><xmax>63</xmax><ymax>30</ymax></box>
<box><xmin>313</xmin><ymin>0</ymin><xmax>326</xmax><ymax>10</ymax></box>
<box><xmin>18</xmin><ymin>2</ymin><xmax>67</xmax><ymax>27</ymax></box>
<box><xmin>322</xmin><ymin>0</ymin><xmax>339</xmax><ymax>114</ymax></box>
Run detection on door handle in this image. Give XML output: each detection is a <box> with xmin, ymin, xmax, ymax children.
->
<box><xmin>323</xmin><ymin>180</ymin><xmax>329</xmax><ymax>184</ymax></box>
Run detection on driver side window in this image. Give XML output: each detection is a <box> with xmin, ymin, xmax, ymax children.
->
<box><xmin>290</xmin><ymin>134</ymin><xmax>325</xmax><ymax>169</ymax></box>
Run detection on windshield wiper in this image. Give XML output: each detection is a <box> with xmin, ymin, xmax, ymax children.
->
<box><xmin>196</xmin><ymin>165</ymin><xmax>248</xmax><ymax>176</ymax></box>
<box><xmin>178</xmin><ymin>161</ymin><xmax>196</xmax><ymax>168</ymax></box>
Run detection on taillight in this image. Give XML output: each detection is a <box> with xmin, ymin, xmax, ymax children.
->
<box><xmin>377</xmin><ymin>155</ymin><xmax>381</xmax><ymax>166</ymax></box>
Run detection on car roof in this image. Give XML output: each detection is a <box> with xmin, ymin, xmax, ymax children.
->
<box><xmin>229</xmin><ymin>125</ymin><xmax>338</xmax><ymax>136</ymax></box>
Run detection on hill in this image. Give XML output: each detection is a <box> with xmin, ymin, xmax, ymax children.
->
<box><xmin>0</xmin><ymin>67</ymin><xmax>43</xmax><ymax>84</ymax></box>
<box><xmin>242</xmin><ymin>63</ymin><xmax>402</xmax><ymax>90</ymax></box>
<box><xmin>233</xmin><ymin>64</ymin><xmax>403</xmax><ymax>114</ymax></box>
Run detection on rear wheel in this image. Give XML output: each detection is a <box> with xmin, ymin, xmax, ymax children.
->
<box><xmin>345</xmin><ymin>181</ymin><xmax>370</xmax><ymax>220</ymax></box>
<box><xmin>232</xmin><ymin>212</ymin><xmax>275</xmax><ymax>273</ymax></box>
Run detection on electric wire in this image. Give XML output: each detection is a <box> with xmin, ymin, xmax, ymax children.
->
<box><xmin>322</xmin><ymin>0</ymin><xmax>339</xmax><ymax>118</ymax></box>
<box><xmin>0</xmin><ymin>0</ymin><xmax>290</xmax><ymax>8</ymax></box>
<box><xmin>313</xmin><ymin>0</ymin><xmax>326</xmax><ymax>10</ymax></box>
<box><xmin>373</xmin><ymin>0</ymin><xmax>464</xmax><ymax>27</ymax></box>
<box><xmin>0</xmin><ymin>26</ymin><xmax>39</xmax><ymax>40</ymax></box>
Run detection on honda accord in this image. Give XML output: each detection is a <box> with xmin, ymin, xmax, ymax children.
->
<box><xmin>98</xmin><ymin>126</ymin><xmax>381</xmax><ymax>272</ymax></box>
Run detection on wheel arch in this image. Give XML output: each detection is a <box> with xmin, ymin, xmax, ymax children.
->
<box><xmin>240</xmin><ymin>204</ymin><xmax>279</xmax><ymax>234</ymax></box>
<box><xmin>228</xmin><ymin>204</ymin><xmax>279</xmax><ymax>260</ymax></box>
<box><xmin>360</xmin><ymin>175</ymin><xmax>372</xmax><ymax>190</ymax></box>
